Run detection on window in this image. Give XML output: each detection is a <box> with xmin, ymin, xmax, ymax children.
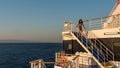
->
<box><xmin>68</xmin><ymin>44</ymin><xmax>72</xmax><ymax>50</ymax></box>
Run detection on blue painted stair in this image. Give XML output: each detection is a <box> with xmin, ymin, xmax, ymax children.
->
<box><xmin>73</xmin><ymin>32</ymin><xmax>109</xmax><ymax>63</ymax></box>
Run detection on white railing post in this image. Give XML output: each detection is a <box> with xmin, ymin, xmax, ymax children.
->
<box><xmin>31</xmin><ymin>63</ymin><xmax>34</xmax><ymax>68</ymax></box>
<box><xmin>88</xmin><ymin>20</ymin><xmax>91</xmax><ymax>30</ymax></box>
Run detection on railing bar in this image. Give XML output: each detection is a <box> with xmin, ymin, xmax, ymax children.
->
<box><xmin>95</xmin><ymin>38</ymin><xmax>114</xmax><ymax>55</ymax></box>
<box><xmin>83</xmin><ymin>14</ymin><xmax>120</xmax><ymax>22</ymax></box>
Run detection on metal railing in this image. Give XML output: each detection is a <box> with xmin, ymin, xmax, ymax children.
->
<box><xmin>64</xmin><ymin>21</ymin><xmax>73</xmax><ymax>32</ymax></box>
<box><xmin>83</xmin><ymin>14</ymin><xmax>120</xmax><ymax>30</ymax></box>
<box><xmin>55</xmin><ymin>51</ymin><xmax>92</xmax><ymax>68</ymax></box>
<box><xmin>29</xmin><ymin>59</ymin><xmax>46</xmax><ymax>68</ymax></box>
<box><xmin>88</xmin><ymin>31</ymin><xmax>114</xmax><ymax>62</ymax></box>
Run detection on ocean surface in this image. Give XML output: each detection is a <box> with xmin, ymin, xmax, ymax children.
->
<box><xmin>0</xmin><ymin>43</ymin><xmax>62</xmax><ymax>68</ymax></box>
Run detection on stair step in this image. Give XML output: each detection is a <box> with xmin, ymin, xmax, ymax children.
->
<box><xmin>101</xmin><ymin>62</ymin><xmax>112</xmax><ymax>67</ymax></box>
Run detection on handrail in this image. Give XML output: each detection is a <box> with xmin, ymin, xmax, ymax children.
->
<box><xmin>63</xmin><ymin>55</ymin><xmax>79</xmax><ymax>68</ymax></box>
<box><xmin>71</xmin><ymin>31</ymin><xmax>105</xmax><ymax>68</ymax></box>
<box><xmin>71</xmin><ymin>24</ymin><xmax>78</xmax><ymax>32</ymax></box>
<box><xmin>94</xmin><ymin>40</ymin><xmax>113</xmax><ymax>60</ymax></box>
<box><xmin>29</xmin><ymin>59</ymin><xmax>46</xmax><ymax>68</ymax></box>
<box><xmin>83</xmin><ymin>14</ymin><xmax>120</xmax><ymax>30</ymax></box>
<box><xmin>83</xmin><ymin>14</ymin><xmax>120</xmax><ymax>22</ymax></box>
<box><xmin>89</xmin><ymin>31</ymin><xmax>114</xmax><ymax>61</ymax></box>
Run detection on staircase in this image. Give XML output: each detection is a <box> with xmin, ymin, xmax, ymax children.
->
<box><xmin>73</xmin><ymin>32</ymin><xmax>114</xmax><ymax>68</ymax></box>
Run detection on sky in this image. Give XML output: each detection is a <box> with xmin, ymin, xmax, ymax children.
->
<box><xmin>0</xmin><ymin>0</ymin><xmax>116</xmax><ymax>43</ymax></box>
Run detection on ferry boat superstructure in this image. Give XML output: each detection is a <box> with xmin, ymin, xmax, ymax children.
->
<box><xmin>29</xmin><ymin>0</ymin><xmax>120</xmax><ymax>68</ymax></box>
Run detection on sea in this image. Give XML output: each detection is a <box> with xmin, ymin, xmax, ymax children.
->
<box><xmin>0</xmin><ymin>43</ymin><xmax>62</xmax><ymax>68</ymax></box>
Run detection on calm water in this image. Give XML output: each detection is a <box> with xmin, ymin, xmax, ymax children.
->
<box><xmin>0</xmin><ymin>43</ymin><xmax>62</xmax><ymax>68</ymax></box>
